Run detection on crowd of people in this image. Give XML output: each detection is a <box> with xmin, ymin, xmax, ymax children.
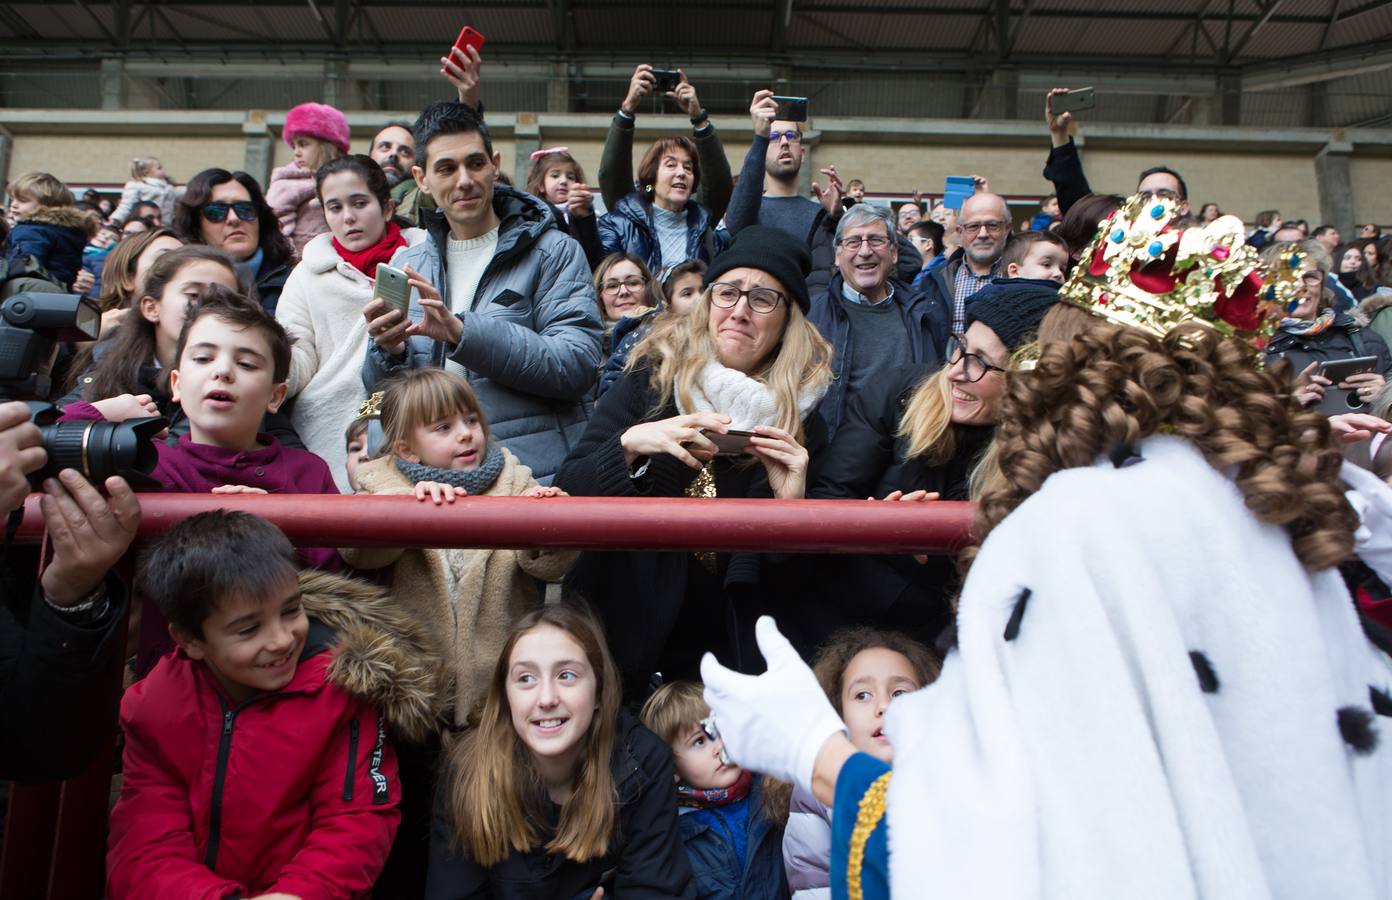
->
<box><xmin>3</xmin><ymin>49</ymin><xmax>1392</xmax><ymax>899</ymax></box>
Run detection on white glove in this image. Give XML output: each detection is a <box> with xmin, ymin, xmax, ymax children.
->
<box><xmin>700</xmin><ymin>616</ymin><xmax>846</xmax><ymax>793</ymax></box>
<box><xmin>1343</xmin><ymin>460</ymin><xmax>1392</xmax><ymax>588</ymax></box>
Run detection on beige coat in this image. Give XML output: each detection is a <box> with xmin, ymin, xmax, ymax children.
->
<box><xmin>342</xmin><ymin>450</ymin><xmax>577</xmax><ymax>725</ymax></box>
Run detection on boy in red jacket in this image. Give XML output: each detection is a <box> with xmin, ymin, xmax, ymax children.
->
<box><xmin>107</xmin><ymin>511</ymin><xmax>446</xmax><ymax>900</ymax></box>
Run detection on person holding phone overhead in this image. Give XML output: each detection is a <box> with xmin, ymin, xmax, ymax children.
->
<box><xmin>275</xmin><ymin>155</ymin><xmax>428</xmax><ymax>490</ymax></box>
<box><xmin>556</xmin><ymin>226</ymin><xmax>832</xmax><ymax>702</ymax></box>
<box><xmin>596</xmin><ymin>65</ymin><xmax>734</xmax><ymax>276</ymax></box>
<box><xmin>1263</xmin><ymin>240</ymin><xmax>1392</xmax><ymax>411</ymax></box>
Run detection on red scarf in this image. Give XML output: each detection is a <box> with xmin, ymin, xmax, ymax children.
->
<box><xmin>676</xmin><ymin>768</ymin><xmax>753</xmax><ymax>809</ymax></box>
<box><xmin>332</xmin><ymin>220</ymin><xmax>407</xmax><ymax>278</ymax></box>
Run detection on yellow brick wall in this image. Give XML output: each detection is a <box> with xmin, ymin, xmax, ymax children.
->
<box><xmin>1350</xmin><ymin>157</ymin><xmax>1392</xmax><ymax>227</ymax></box>
<box><xmin>9</xmin><ymin>135</ymin><xmax>248</xmax><ymax>186</ymax></box>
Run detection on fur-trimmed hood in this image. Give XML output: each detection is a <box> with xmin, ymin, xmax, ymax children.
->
<box><xmin>18</xmin><ymin>204</ymin><xmax>99</xmax><ymax>237</ymax></box>
<box><xmin>298</xmin><ymin>568</ymin><xmax>449</xmax><ymax>742</ymax></box>
<box><xmin>1358</xmin><ymin>288</ymin><xmax>1392</xmax><ymax>323</ymax></box>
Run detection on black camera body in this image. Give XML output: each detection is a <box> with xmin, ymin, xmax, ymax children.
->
<box><xmin>1</xmin><ymin>291</ymin><xmax>165</xmax><ymax>489</ymax></box>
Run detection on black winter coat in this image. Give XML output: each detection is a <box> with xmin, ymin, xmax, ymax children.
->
<box><xmin>1042</xmin><ymin>138</ymin><xmax>1092</xmax><ymax>216</ymax></box>
<box><xmin>555</xmin><ymin>366</ymin><xmax>828</xmax><ymax>698</ymax></box>
<box><xmin>0</xmin><ymin>551</ymin><xmax>128</xmax><ymax>782</ymax></box>
<box><xmin>1264</xmin><ymin>311</ymin><xmax>1392</xmax><ymax>379</ymax></box>
<box><xmin>547</xmin><ymin>202</ymin><xmax>607</xmax><ymax>270</ymax></box>
<box><xmin>424</xmin><ymin>712</ymin><xmax>696</xmax><ymax>899</ymax></box>
<box><xmin>803</xmin><ymin>364</ymin><xmax>994</xmax><ymax>649</ymax></box>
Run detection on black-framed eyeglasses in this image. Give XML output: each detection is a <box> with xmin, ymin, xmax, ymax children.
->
<box><xmin>837</xmin><ymin>234</ymin><xmax>891</xmax><ymax>252</ymax></box>
<box><xmin>947</xmin><ymin>333</ymin><xmax>1006</xmax><ymax>382</ymax></box>
<box><xmin>770</xmin><ymin>130</ymin><xmax>802</xmax><ymax>144</ymax></box>
<box><xmin>201</xmin><ymin>201</ymin><xmax>258</xmax><ymax>223</ymax></box>
<box><xmin>709</xmin><ymin>282</ymin><xmax>787</xmax><ymax>315</ymax></box>
<box><xmin>601</xmin><ymin>276</ymin><xmax>647</xmax><ymax>295</ymax></box>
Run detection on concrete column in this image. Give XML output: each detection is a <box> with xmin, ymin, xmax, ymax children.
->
<box><xmin>545</xmin><ymin>62</ymin><xmax>570</xmax><ymax>113</ymax></box>
<box><xmin>322</xmin><ymin>58</ymin><xmax>362</xmax><ymax>110</ymax></box>
<box><xmin>1314</xmin><ymin>139</ymin><xmax>1354</xmax><ymax>237</ymax></box>
<box><xmin>799</xmin><ymin>128</ymin><xmax>818</xmax><ymax>197</ymax></box>
<box><xmin>1218</xmin><ymin>71</ymin><xmax>1242</xmax><ymax>126</ymax></box>
<box><xmin>0</xmin><ymin>128</ymin><xmax>13</xmax><ymax>190</ymax></box>
<box><xmin>100</xmin><ymin>58</ymin><xmax>125</xmax><ymax>110</ymax></box>
<box><xmin>1305</xmin><ymin>82</ymin><xmax>1330</xmax><ymax>128</ymax></box>
<box><xmin>243</xmin><ymin>111</ymin><xmax>274</xmax><ymax>187</ymax></box>
<box><xmin>514</xmin><ymin>112</ymin><xmax>541</xmax><ymax>187</ymax></box>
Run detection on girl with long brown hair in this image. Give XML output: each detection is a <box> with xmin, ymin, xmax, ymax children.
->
<box><xmin>701</xmin><ymin>193</ymin><xmax>1392</xmax><ymax>900</ymax></box>
<box><xmin>426</xmin><ymin>605</ymin><xmax>696</xmax><ymax>898</ymax></box>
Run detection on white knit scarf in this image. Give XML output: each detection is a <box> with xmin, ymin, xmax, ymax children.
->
<box><xmin>676</xmin><ymin>359</ymin><xmax>826</xmax><ymax>431</ymax></box>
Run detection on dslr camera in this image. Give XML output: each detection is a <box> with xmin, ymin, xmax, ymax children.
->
<box><xmin>0</xmin><ymin>290</ymin><xmax>164</xmax><ymax>489</ymax></box>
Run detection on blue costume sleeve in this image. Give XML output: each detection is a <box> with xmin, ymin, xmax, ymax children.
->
<box><xmin>830</xmin><ymin>752</ymin><xmax>892</xmax><ymax>900</ymax></box>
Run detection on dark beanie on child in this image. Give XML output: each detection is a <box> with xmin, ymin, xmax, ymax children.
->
<box><xmin>965</xmin><ymin>279</ymin><xmax>1061</xmax><ymax>351</ymax></box>
<box><xmin>703</xmin><ymin>225</ymin><xmax>812</xmax><ymax>313</ymax></box>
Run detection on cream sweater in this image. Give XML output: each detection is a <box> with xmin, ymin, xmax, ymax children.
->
<box><xmin>275</xmin><ymin>227</ymin><xmax>428</xmax><ymax>491</ymax></box>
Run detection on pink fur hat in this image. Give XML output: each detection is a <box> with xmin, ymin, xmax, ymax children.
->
<box><xmin>283</xmin><ymin>102</ymin><xmax>350</xmax><ymax>154</ymax></box>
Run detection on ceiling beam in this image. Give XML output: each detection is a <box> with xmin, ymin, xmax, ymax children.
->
<box><xmin>1224</xmin><ymin>0</ymin><xmax>1286</xmax><ymax>63</ymax></box>
<box><xmin>70</xmin><ymin>0</ymin><xmax>117</xmax><ymax>42</ymax></box>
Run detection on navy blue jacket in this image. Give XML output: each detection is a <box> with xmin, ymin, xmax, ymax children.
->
<box><xmin>677</xmin><ymin>778</ymin><xmax>789</xmax><ymax>900</ymax></box>
<box><xmin>5</xmin><ymin>206</ymin><xmax>95</xmax><ymax>289</ymax></box>
<box><xmin>598</xmin><ymin>193</ymin><xmax>729</xmax><ymax>275</ymax></box>
<box><xmin>807</xmin><ymin>271</ymin><xmax>950</xmax><ymax>439</ymax></box>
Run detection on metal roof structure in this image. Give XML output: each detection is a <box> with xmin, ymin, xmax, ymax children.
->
<box><xmin>2</xmin><ymin>1</ymin><xmax>1391</xmax><ymax>125</ymax></box>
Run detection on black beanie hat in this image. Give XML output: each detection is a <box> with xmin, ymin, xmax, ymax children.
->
<box><xmin>964</xmin><ymin>278</ymin><xmax>1061</xmax><ymax>351</ymax></box>
<box><xmin>703</xmin><ymin>225</ymin><xmax>812</xmax><ymax>313</ymax></box>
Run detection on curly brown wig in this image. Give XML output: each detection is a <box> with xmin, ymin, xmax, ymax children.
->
<box><xmin>969</xmin><ymin>322</ymin><xmax>1357</xmax><ymax>574</ymax></box>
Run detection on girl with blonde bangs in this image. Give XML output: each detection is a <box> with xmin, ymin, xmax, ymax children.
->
<box><xmin>427</xmin><ymin>606</ymin><xmax>696</xmax><ymax>896</ymax></box>
<box><xmin>559</xmin><ymin>226</ymin><xmax>833</xmax><ymax>700</ymax></box>
<box><xmin>344</xmin><ymin>368</ymin><xmax>574</xmax><ymax>730</ymax></box>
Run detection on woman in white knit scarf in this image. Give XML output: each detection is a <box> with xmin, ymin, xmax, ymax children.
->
<box><xmin>555</xmin><ymin>225</ymin><xmax>832</xmax><ymax>701</ymax></box>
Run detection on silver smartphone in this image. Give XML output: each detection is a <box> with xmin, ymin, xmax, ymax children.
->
<box><xmin>1052</xmin><ymin>86</ymin><xmax>1096</xmax><ymax>114</ymax></box>
<box><xmin>375</xmin><ymin>262</ymin><xmax>411</xmax><ymax>316</ymax></box>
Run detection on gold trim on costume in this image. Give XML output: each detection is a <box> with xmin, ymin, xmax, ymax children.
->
<box><xmin>847</xmin><ymin>771</ymin><xmax>891</xmax><ymax>900</ymax></box>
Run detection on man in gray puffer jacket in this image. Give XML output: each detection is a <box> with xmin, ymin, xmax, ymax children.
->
<box><xmin>363</xmin><ymin>101</ymin><xmax>602</xmax><ymax>482</ymax></box>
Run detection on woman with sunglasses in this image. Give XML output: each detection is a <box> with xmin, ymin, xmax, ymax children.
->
<box><xmin>557</xmin><ymin>226</ymin><xmax>832</xmax><ymax>702</ymax></box>
<box><xmin>173</xmin><ymin>168</ymin><xmax>295</xmax><ymax>316</ymax></box>
<box><xmin>804</xmin><ymin>282</ymin><xmax>1060</xmax><ymax>647</ymax></box>
<box><xmin>1264</xmin><ymin>240</ymin><xmax>1392</xmax><ymax>411</ymax></box>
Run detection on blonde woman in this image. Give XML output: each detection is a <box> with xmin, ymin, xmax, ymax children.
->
<box><xmin>803</xmin><ymin>282</ymin><xmax>1060</xmax><ymax>647</ymax></box>
<box><xmin>556</xmin><ymin>226</ymin><xmax>833</xmax><ymax>700</ymax></box>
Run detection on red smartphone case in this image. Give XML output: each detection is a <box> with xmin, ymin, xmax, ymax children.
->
<box><xmin>451</xmin><ymin>26</ymin><xmax>485</xmax><ymax>59</ymax></box>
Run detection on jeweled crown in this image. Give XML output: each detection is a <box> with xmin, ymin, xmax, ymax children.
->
<box><xmin>1060</xmin><ymin>193</ymin><xmax>1282</xmax><ymax>344</ymax></box>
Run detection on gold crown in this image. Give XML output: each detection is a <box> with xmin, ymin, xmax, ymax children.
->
<box><xmin>356</xmin><ymin>390</ymin><xmax>384</xmax><ymax>419</ymax></box>
<box><xmin>1060</xmin><ymin>193</ymin><xmax>1280</xmax><ymax>344</ymax></box>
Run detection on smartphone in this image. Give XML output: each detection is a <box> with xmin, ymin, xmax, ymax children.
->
<box><xmin>651</xmin><ymin>68</ymin><xmax>682</xmax><ymax>93</ymax></box>
<box><xmin>1052</xmin><ymin>86</ymin><xmax>1096</xmax><ymax>114</ymax></box>
<box><xmin>772</xmin><ymin>95</ymin><xmax>809</xmax><ymax>122</ymax></box>
<box><xmin>702</xmin><ymin>428</ymin><xmax>757</xmax><ymax>457</ymax></box>
<box><xmin>1315</xmin><ymin>355</ymin><xmax>1379</xmax><ymax>416</ymax></box>
<box><xmin>375</xmin><ymin>263</ymin><xmax>411</xmax><ymax>317</ymax></box>
<box><xmin>451</xmin><ymin>26</ymin><xmax>485</xmax><ymax>61</ymax></box>
<box><xmin>942</xmin><ymin>175</ymin><xmax>975</xmax><ymax>212</ymax></box>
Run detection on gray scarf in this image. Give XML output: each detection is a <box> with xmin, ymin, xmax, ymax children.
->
<box><xmin>393</xmin><ymin>445</ymin><xmax>505</xmax><ymax>495</ymax></box>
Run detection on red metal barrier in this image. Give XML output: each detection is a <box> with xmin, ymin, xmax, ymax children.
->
<box><xmin>3</xmin><ymin>492</ymin><xmax>977</xmax><ymax>897</ymax></box>
<box><xmin>11</xmin><ymin>492</ymin><xmax>978</xmax><ymax>553</ymax></box>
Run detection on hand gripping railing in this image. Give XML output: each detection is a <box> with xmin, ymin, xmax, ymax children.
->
<box><xmin>1</xmin><ymin>493</ymin><xmax>976</xmax><ymax>898</ymax></box>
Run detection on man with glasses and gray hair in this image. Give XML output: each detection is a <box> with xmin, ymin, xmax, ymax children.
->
<box><xmin>947</xmin><ymin>192</ymin><xmax>1013</xmax><ymax>333</ymax></box>
<box><xmin>807</xmin><ymin>203</ymin><xmax>949</xmax><ymax>438</ymax></box>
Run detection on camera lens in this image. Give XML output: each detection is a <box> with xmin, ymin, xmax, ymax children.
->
<box><xmin>31</xmin><ymin>416</ymin><xmax>165</xmax><ymax>488</ymax></box>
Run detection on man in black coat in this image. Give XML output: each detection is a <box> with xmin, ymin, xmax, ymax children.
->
<box><xmin>0</xmin><ymin>400</ymin><xmax>139</xmax><ymax>782</ymax></box>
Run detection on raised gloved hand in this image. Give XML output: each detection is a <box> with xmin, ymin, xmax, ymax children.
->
<box><xmin>700</xmin><ymin>616</ymin><xmax>845</xmax><ymax>793</ymax></box>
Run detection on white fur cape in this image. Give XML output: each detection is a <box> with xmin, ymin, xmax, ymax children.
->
<box><xmin>884</xmin><ymin>435</ymin><xmax>1392</xmax><ymax>899</ymax></box>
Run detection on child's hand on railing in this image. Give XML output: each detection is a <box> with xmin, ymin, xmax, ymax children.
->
<box><xmin>527</xmin><ymin>486</ymin><xmax>569</xmax><ymax>498</ymax></box>
<box><xmin>414</xmin><ymin>481</ymin><xmax>468</xmax><ymax>505</ymax></box>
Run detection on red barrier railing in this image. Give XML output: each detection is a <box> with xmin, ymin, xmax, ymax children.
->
<box><xmin>2</xmin><ymin>492</ymin><xmax>976</xmax><ymax>897</ymax></box>
<box><xmin>10</xmin><ymin>493</ymin><xmax>978</xmax><ymax>553</ymax></box>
